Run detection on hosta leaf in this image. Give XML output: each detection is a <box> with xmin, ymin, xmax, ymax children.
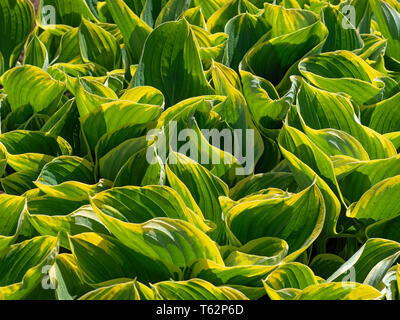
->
<box><xmin>35</xmin><ymin>156</ymin><xmax>94</xmax><ymax>186</ymax></box>
<box><xmin>262</xmin><ymin>3</ymin><xmax>318</xmax><ymax>38</ymax></box>
<box><xmin>27</xmin><ymin>205</ymin><xmax>110</xmax><ymax>249</ymax></box>
<box><xmin>183</xmin><ymin>6</ymin><xmax>206</xmax><ymax>29</ymax></box>
<box><xmin>105</xmin><ymin>0</ymin><xmax>152</xmax><ymax>63</ymax></box>
<box><xmin>263</xmin><ymin>262</ymin><xmax>319</xmax><ymax>300</ymax></box>
<box><xmin>113</xmin><ymin>145</ymin><xmax>165</xmax><ymax>187</ymax></box>
<box><xmin>120</xmin><ymin>86</ymin><xmax>164</xmax><ymax>106</ymax></box>
<box><xmin>23</xmin><ymin>35</ymin><xmax>49</xmax><ymax>70</ymax></box>
<box><xmin>34</xmin><ymin>179</ymin><xmax>112</xmax><ymax>201</ymax></box>
<box><xmin>347</xmin><ymin>175</ymin><xmax>400</xmax><ymax>224</ymax></box>
<box><xmin>309</xmin><ymin>254</ymin><xmax>346</xmax><ymax>280</ymax></box>
<box><xmin>192</xmin><ymin>25</ymin><xmax>228</xmax><ymax>69</ymax></box>
<box><xmin>321</xmin><ymin>4</ymin><xmax>363</xmax><ymax>52</ymax></box>
<box><xmin>226</xmin><ymin>183</ymin><xmax>325</xmax><ymax>260</ymax></box>
<box><xmin>52</xmin><ymin>253</ymin><xmax>93</xmax><ymax>300</ymax></box>
<box><xmin>302</xmin><ymin>126</ymin><xmax>370</xmax><ymax>161</ymax></box>
<box><xmin>37</xmin><ymin>0</ymin><xmax>97</xmax><ymax>30</ymax></box>
<box><xmin>81</xmin><ymin>99</ymin><xmax>161</xmax><ymax>153</ymax></box>
<box><xmin>188</xmin><ymin>258</ymin><xmax>276</xmax><ymax>287</ymax></box>
<box><xmin>206</xmin><ymin>0</ymin><xmax>259</xmax><ymax>34</ymax></box>
<box><xmin>155</xmin><ymin>0</ymin><xmax>192</xmax><ymax>27</ymax></box>
<box><xmin>78</xmin><ymin>18</ymin><xmax>121</xmax><ymax>71</ymax></box>
<box><xmin>223</xmin><ymin>13</ymin><xmax>270</xmax><ymax>71</ymax></box>
<box><xmin>70</xmin><ymin>232</ymin><xmax>178</xmax><ymax>285</ymax></box>
<box><xmin>224</xmin><ymin>237</ymin><xmax>288</xmax><ymax>267</ymax></box>
<box><xmin>294</xmin><ymin>282</ymin><xmax>382</xmax><ymax>300</ymax></box>
<box><xmin>0</xmin><ymin>131</ymin><xmax>72</xmax><ymax>173</ymax></box>
<box><xmin>369</xmin><ymin>0</ymin><xmax>400</xmax><ymax>61</ymax></box>
<box><xmin>299</xmin><ymin>51</ymin><xmax>385</xmax><ymax>105</ymax></box>
<box><xmin>27</xmin><ymin>195</ymin><xmax>88</xmax><ymax>216</ymax></box>
<box><xmin>368</xmin><ymin>92</ymin><xmax>400</xmax><ymax>134</ymax></box>
<box><xmin>0</xmin><ymin>236</ymin><xmax>58</xmax><ymax>300</ymax></box>
<box><xmin>92</xmin><ymin>206</ymin><xmax>224</xmax><ymax>269</ymax></box>
<box><xmin>74</xmin><ymin>77</ymin><xmax>117</xmax><ymax>117</ymax></box>
<box><xmin>79</xmin><ymin>280</ymin><xmax>155</xmax><ymax>300</ymax></box>
<box><xmin>91</xmin><ymin>185</ymin><xmax>209</xmax><ymax>232</ymax></box>
<box><xmin>97</xmin><ymin>136</ymin><xmax>150</xmax><ymax>180</ymax></box>
<box><xmin>296</xmin><ymin>80</ymin><xmax>396</xmax><ymax>159</ymax></box>
<box><xmin>133</xmin><ymin>19</ymin><xmax>214</xmax><ymax>107</ymax></box>
<box><xmin>278</xmin><ymin>124</ymin><xmax>342</xmax><ymax>199</ymax></box>
<box><xmin>0</xmin><ymin>65</ymin><xmax>66</xmax><ymax>112</ymax></box>
<box><xmin>152</xmin><ymin>278</ymin><xmax>249</xmax><ymax>300</ymax></box>
<box><xmin>333</xmin><ymin>155</ymin><xmax>400</xmax><ymax>203</ymax></box>
<box><xmin>1</xmin><ymin>170</ymin><xmax>38</xmax><ymax>195</ymax></box>
<box><xmin>279</xmin><ymin>147</ymin><xmax>340</xmax><ymax>238</ymax></box>
<box><xmin>327</xmin><ymin>238</ymin><xmax>400</xmax><ymax>287</ymax></box>
<box><xmin>191</xmin><ymin>0</ymin><xmax>227</xmax><ymax>19</ymax></box>
<box><xmin>167</xmin><ymin>152</ymin><xmax>229</xmax><ymax>243</ymax></box>
<box><xmin>211</xmin><ymin>62</ymin><xmax>264</xmax><ymax>177</ymax></box>
<box><xmin>0</xmin><ymin>194</ymin><xmax>26</xmax><ymax>250</ymax></box>
<box><xmin>241</xmin><ymin>20</ymin><xmax>328</xmax><ymax>88</ymax></box>
<box><xmin>240</xmin><ymin>70</ymin><xmax>296</xmax><ymax>137</ymax></box>
<box><xmin>366</xmin><ymin>215</ymin><xmax>400</xmax><ymax>243</ymax></box>
<box><xmin>0</xmin><ymin>0</ymin><xmax>34</xmax><ymax>71</ymax></box>
<box><xmin>229</xmin><ymin>172</ymin><xmax>296</xmax><ymax>200</ymax></box>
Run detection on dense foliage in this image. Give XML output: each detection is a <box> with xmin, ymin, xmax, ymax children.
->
<box><xmin>1</xmin><ymin>0</ymin><xmax>400</xmax><ymax>300</ymax></box>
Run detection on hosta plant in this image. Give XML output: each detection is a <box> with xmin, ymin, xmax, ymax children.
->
<box><xmin>0</xmin><ymin>0</ymin><xmax>400</xmax><ymax>301</ymax></box>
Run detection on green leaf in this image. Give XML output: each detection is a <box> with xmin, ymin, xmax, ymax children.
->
<box><xmin>133</xmin><ymin>19</ymin><xmax>214</xmax><ymax>107</ymax></box>
<box><xmin>0</xmin><ymin>194</ymin><xmax>26</xmax><ymax>250</ymax></box>
<box><xmin>321</xmin><ymin>4</ymin><xmax>363</xmax><ymax>52</ymax></box>
<box><xmin>299</xmin><ymin>51</ymin><xmax>385</xmax><ymax>105</ymax></box>
<box><xmin>241</xmin><ymin>20</ymin><xmax>328</xmax><ymax>88</ymax></box>
<box><xmin>23</xmin><ymin>35</ymin><xmax>49</xmax><ymax>70</ymax></box>
<box><xmin>152</xmin><ymin>278</ymin><xmax>249</xmax><ymax>300</ymax></box>
<box><xmin>188</xmin><ymin>258</ymin><xmax>276</xmax><ymax>287</ymax></box>
<box><xmin>74</xmin><ymin>77</ymin><xmax>117</xmax><ymax>117</ymax></box>
<box><xmin>368</xmin><ymin>92</ymin><xmax>400</xmax><ymax>134</ymax></box>
<box><xmin>333</xmin><ymin>155</ymin><xmax>400</xmax><ymax>204</ymax></box>
<box><xmin>155</xmin><ymin>0</ymin><xmax>192</xmax><ymax>27</ymax></box>
<box><xmin>79</xmin><ymin>280</ymin><xmax>155</xmax><ymax>300</ymax></box>
<box><xmin>167</xmin><ymin>152</ymin><xmax>229</xmax><ymax>243</ymax></box>
<box><xmin>279</xmin><ymin>146</ymin><xmax>340</xmax><ymax>238</ymax></box>
<box><xmin>0</xmin><ymin>0</ymin><xmax>34</xmax><ymax>71</ymax></box>
<box><xmin>91</xmin><ymin>185</ymin><xmax>210</xmax><ymax>232</ymax></box>
<box><xmin>369</xmin><ymin>0</ymin><xmax>400</xmax><ymax>61</ymax></box>
<box><xmin>92</xmin><ymin>206</ymin><xmax>224</xmax><ymax>269</ymax></box>
<box><xmin>262</xmin><ymin>3</ymin><xmax>318</xmax><ymax>38</ymax></box>
<box><xmin>278</xmin><ymin>124</ymin><xmax>342</xmax><ymax>200</ymax></box>
<box><xmin>27</xmin><ymin>204</ymin><xmax>110</xmax><ymax>249</ymax></box>
<box><xmin>36</xmin><ymin>156</ymin><xmax>94</xmax><ymax>186</ymax></box>
<box><xmin>263</xmin><ymin>262</ymin><xmax>319</xmax><ymax>300</ymax></box>
<box><xmin>52</xmin><ymin>253</ymin><xmax>93</xmax><ymax>300</ymax></box>
<box><xmin>294</xmin><ymin>282</ymin><xmax>382</xmax><ymax>300</ymax></box>
<box><xmin>327</xmin><ymin>238</ymin><xmax>400</xmax><ymax>287</ymax></box>
<box><xmin>229</xmin><ymin>172</ymin><xmax>296</xmax><ymax>200</ymax></box>
<box><xmin>105</xmin><ymin>0</ymin><xmax>152</xmax><ymax>63</ymax></box>
<box><xmin>347</xmin><ymin>175</ymin><xmax>400</xmax><ymax>225</ymax></box>
<box><xmin>206</xmin><ymin>0</ymin><xmax>259</xmax><ymax>34</ymax></box>
<box><xmin>0</xmin><ymin>65</ymin><xmax>66</xmax><ymax>112</ymax></box>
<box><xmin>69</xmin><ymin>232</ymin><xmax>179</xmax><ymax>285</ymax></box>
<box><xmin>78</xmin><ymin>18</ymin><xmax>122</xmax><ymax>71</ymax></box>
<box><xmin>37</xmin><ymin>0</ymin><xmax>97</xmax><ymax>30</ymax></box>
<box><xmin>226</xmin><ymin>183</ymin><xmax>325</xmax><ymax>261</ymax></box>
<box><xmin>223</xmin><ymin>13</ymin><xmax>270</xmax><ymax>71</ymax></box>
<box><xmin>296</xmin><ymin>79</ymin><xmax>396</xmax><ymax>159</ymax></box>
<box><xmin>81</xmin><ymin>100</ymin><xmax>161</xmax><ymax>153</ymax></box>
<box><xmin>0</xmin><ymin>236</ymin><xmax>58</xmax><ymax>300</ymax></box>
